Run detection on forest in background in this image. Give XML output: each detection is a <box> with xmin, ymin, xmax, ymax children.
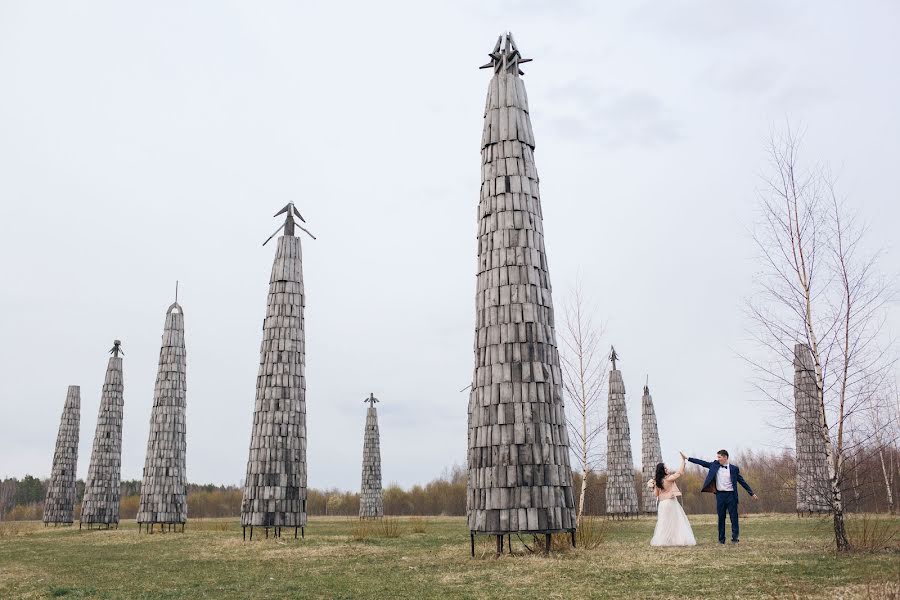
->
<box><xmin>2</xmin><ymin>447</ymin><xmax>896</xmax><ymax>521</ymax></box>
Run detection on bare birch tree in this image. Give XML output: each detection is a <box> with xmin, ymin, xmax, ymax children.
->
<box><xmin>559</xmin><ymin>280</ymin><xmax>606</xmax><ymax>524</ymax></box>
<box><xmin>865</xmin><ymin>383</ymin><xmax>898</xmax><ymax>515</ymax></box>
<box><xmin>747</xmin><ymin>124</ymin><xmax>895</xmax><ymax>551</ymax></box>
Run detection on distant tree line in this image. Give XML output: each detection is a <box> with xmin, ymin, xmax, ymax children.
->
<box><xmin>2</xmin><ymin>447</ymin><xmax>896</xmax><ymax>521</ymax></box>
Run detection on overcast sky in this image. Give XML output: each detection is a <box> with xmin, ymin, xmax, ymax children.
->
<box><xmin>1</xmin><ymin>1</ymin><xmax>899</xmax><ymax>490</ymax></box>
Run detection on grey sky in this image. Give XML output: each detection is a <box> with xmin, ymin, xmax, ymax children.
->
<box><xmin>1</xmin><ymin>1</ymin><xmax>899</xmax><ymax>490</ymax></box>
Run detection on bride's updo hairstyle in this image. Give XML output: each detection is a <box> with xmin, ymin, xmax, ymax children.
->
<box><xmin>654</xmin><ymin>462</ymin><xmax>667</xmax><ymax>489</ymax></box>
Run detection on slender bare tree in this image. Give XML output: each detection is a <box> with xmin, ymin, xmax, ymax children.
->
<box><xmin>875</xmin><ymin>427</ymin><xmax>897</xmax><ymax>516</ymax></box>
<box><xmin>867</xmin><ymin>383</ymin><xmax>899</xmax><ymax>515</ymax></box>
<box><xmin>559</xmin><ymin>280</ymin><xmax>607</xmax><ymax>524</ymax></box>
<box><xmin>746</xmin><ymin>124</ymin><xmax>895</xmax><ymax>551</ymax></box>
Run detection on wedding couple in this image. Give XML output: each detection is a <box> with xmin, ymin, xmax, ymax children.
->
<box><xmin>648</xmin><ymin>449</ymin><xmax>760</xmax><ymax>546</ymax></box>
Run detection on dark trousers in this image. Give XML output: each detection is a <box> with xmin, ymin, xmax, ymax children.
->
<box><xmin>716</xmin><ymin>491</ymin><xmax>739</xmax><ymax>542</ymax></box>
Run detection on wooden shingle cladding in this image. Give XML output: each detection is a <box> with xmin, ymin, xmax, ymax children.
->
<box><xmin>640</xmin><ymin>385</ymin><xmax>662</xmax><ymax>514</ymax></box>
<box><xmin>81</xmin><ymin>351</ymin><xmax>124</xmax><ymax>527</ymax></box>
<box><xmin>137</xmin><ymin>303</ymin><xmax>187</xmax><ymax>527</ymax></box>
<box><xmin>606</xmin><ymin>368</ymin><xmax>639</xmax><ymax>516</ymax></box>
<box><xmin>241</xmin><ymin>235</ymin><xmax>308</xmax><ymax>533</ymax></box>
<box><xmin>43</xmin><ymin>386</ymin><xmax>80</xmax><ymax>524</ymax></box>
<box><xmin>359</xmin><ymin>403</ymin><xmax>384</xmax><ymax>519</ymax></box>
<box><xmin>466</xmin><ymin>34</ymin><xmax>576</xmax><ymax>537</ymax></box>
<box><xmin>793</xmin><ymin>344</ymin><xmax>831</xmax><ymax>513</ymax></box>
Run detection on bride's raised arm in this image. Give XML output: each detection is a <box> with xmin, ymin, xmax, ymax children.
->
<box><xmin>667</xmin><ymin>454</ymin><xmax>686</xmax><ymax>481</ymax></box>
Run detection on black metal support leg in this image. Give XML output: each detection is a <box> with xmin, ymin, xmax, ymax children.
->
<box><xmin>470</xmin><ymin>532</ymin><xmax>475</xmax><ymax>557</ymax></box>
<box><xmin>301</xmin><ymin>527</ymin><xmax>305</xmax><ymax>539</ymax></box>
<box><xmin>496</xmin><ymin>534</ymin><xmax>502</xmax><ymax>555</ymax></box>
<box><xmin>545</xmin><ymin>533</ymin><xmax>551</xmax><ymax>554</ymax></box>
<box><xmin>250</xmin><ymin>527</ymin><xmax>254</xmax><ymax>541</ymax></box>
<box><xmin>571</xmin><ymin>529</ymin><xmax>576</xmax><ymax>548</ymax></box>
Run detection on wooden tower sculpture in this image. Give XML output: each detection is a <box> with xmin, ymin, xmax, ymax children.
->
<box><xmin>467</xmin><ymin>33</ymin><xmax>576</xmax><ymax>555</ymax></box>
<box><xmin>80</xmin><ymin>341</ymin><xmax>125</xmax><ymax>529</ymax></box>
<box><xmin>640</xmin><ymin>380</ymin><xmax>663</xmax><ymax>514</ymax></box>
<box><xmin>359</xmin><ymin>393</ymin><xmax>384</xmax><ymax>519</ymax></box>
<box><xmin>43</xmin><ymin>386</ymin><xmax>81</xmax><ymax>525</ymax></box>
<box><xmin>241</xmin><ymin>204</ymin><xmax>314</xmax><ymax>540</ymax></box>
<box><xmin>605</xmin><ymin>347</ymin><xmax>639</xmax><ymax>517</ymax></box>
<box><xmin>138</xmin><ymin>294</ymin><xmax>188</xmax><ymax>533</ymax></box>
<box><xmin>793</xmin><ymin>344</ymin><xmax>831</xmax><ymax>514</ymax></box>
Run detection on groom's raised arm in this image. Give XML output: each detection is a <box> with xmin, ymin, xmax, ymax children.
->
<box><xmin>735</xmin><ymin>468</ymin><xmax>755</xmax><ymax>496</ymax></box>
<box><xmin>687</xmin><ymin>456</ymin><xmax>712</xmax><ymax>469</ymax></box>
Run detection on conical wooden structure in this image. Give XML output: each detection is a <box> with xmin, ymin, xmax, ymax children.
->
<box><xmin>605</xmin><ymin>347</ymin><xmax>639</xmax><ymax>517</ymax></box>
<box><xmin>793</xmin><ymin>344</ymin><xmax>830</xmax><ymax>513</ymax></box>
<box><xmin>43</xmin><ymin>386</ymin><xmax>81</xmax><ymax>525</ymax></box>
<box><xmin>80</xmin><ymin>341</ymin><xmax>125</xmax><ymax>528</ymax></box>
<box><xmin>241</xmin><ymin>204</ymin><xmax>313</xmax><ymax>540</ymax></box>
<box><xmin>359</xmin><ymin>393</ymin><xmax>384</xmax><ymax>519</ymax></box>
<box><xmin>640</xmin><ymin>382</ymin><xmax>662</xmax><ymax>514</ymax></box>
<box><xmin>467</xmin><ymin>33</ymin><xmax>576</xmax><ymax>553</ymax></box>
<box><xmin>138</xmin><ymin>300</ymin><xmax>187</xmax><ymax>532</ymax></box>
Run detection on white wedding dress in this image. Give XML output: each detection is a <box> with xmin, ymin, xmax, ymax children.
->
<box><xmin>651</xmin><ymin>498</ymin><xmax>697</xmax><ymax>546</ymax></box>
<box><xmin>650</xmin><ymin>465</ymin><xmax>697</xmax><ymax>546</ymax></box>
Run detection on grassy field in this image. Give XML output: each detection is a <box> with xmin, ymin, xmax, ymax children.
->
<box><xmin>0</xmin><ymin>514</ymin><xmax>897</xmax><ymax>599</ymax></box>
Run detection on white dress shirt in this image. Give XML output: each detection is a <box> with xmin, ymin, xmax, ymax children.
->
<box><xmin>716</xmin><ymin>463</ymin><xmax>734</xmax><ymax>491</ymax></box>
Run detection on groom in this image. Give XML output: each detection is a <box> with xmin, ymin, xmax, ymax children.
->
<box><xmin>685</xmin><ymin>450</ymin><xmax>759</xmax><ymax>544</ymax></box>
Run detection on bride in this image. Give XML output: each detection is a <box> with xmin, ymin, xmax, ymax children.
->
<box><xmin>649</xmin><ymin>451</ymin><xmax>696</xmax><ymax>546</ymax></box>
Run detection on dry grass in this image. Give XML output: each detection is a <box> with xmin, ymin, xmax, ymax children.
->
<box><xmin>846</xmin><ymin>514</ymin><xmax>900</xmax><ymax>553</ymax></box>
<box><xmin>531</xmin><ymin>531</ymin><xmax>575</xmax><ymax>554</ymax></box>
<box><xmin>187</xmin><ymin>518</ymin><xmax>231</xmax><ymax>532</ymax></box>
<box><xmin>351</xmin><ymin>518</ymin><xmax>374</xmax><ymax>541</ymax></box>
<box><xmin>0</xmin><ymin>514</ymin><xmax>897</xmax><ymax>599</ymax></box>
<box><xmin>352</xmin><ymin>517</ymin><xmax>402</xmax><ymax>540</ymax></box>
<box><xmin>410</xmin><ymin>517</ymin><xmax>428</xmax><ymax>534</ymax></box>
<box><xmin>0</xmin><ymin>521</ymin><xmax>44</xmax><ymax>538</ymax></box>
<box><xmin>788</xmin><ymin>569</ymin><xmax>900</xmax><ymax>600</ymax></box>
<box><xmin>576</xmin><ymin>516</ymin><xmax>607</xmax><ymax>549</ymax></box>
<box><xmin>379</xmin><ymin>517</ymin><xmax>401</xmax><ymax>538</ymax></box>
